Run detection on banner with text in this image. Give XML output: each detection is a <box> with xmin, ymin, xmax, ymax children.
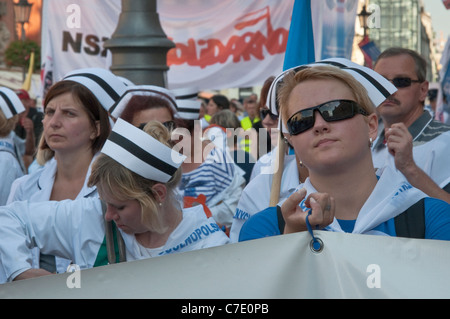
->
<box><xmin>40</xmin><ymin>0</ymin><xmax>357</xmax><ymax>95</ymax></box>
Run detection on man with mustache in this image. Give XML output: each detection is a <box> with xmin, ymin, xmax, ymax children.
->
<box><xmin>372</xmin><ymin>47</ymin><xmax>450</xmax><ymax>203</ymax></box>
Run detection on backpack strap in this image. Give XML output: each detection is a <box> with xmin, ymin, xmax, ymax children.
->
<box><xmin>443</xmin><ymin>182</ymin><xmax>450</xmax><ymax>193</ymax></box>
<box><xmin>394</xmin><ymin>198</ymin><xmax>426</xmax><ymax>239</ymax></box>
<box><xmin>276</xmin><ymin>205</ymin><xmax>285</xmax><ymax>235</ymax></box>
<box><xmin>94</xmin><ymin>200</ymin><xmax>126</xmax><ymax>266</ymax></box>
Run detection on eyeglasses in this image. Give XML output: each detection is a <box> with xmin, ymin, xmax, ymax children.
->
<box><xmin>260</xmin><ymin>108</ymin><xmax>279</xmax><ymax>121</ymax></box>
<box><xmin>387</xmin><ymin>77</ymin><xmax>421</xmax><ymax>88</ymax></box>
<box><xmin>139</xmin><ymin>120</ymin><xmax>176</xmax><ymax>131</ymax></box>
<box><xmin>286</xmin><ymin>100</ymin><xmax>369</xmax><ymax>135</ymax></box>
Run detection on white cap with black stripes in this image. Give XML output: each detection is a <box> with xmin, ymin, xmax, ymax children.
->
<box><xmin>173</xmin><ymin>87</ymin><xmax>201</xmax><ymax>120</ymax></box>
<box><xmin>100</xmin><ymin>118</ymin><xmax>186</xmax><ymax>183</ymax></box>
<box><xmin>0</xmin><ymin>87</ymin><xmax>26</xmax><ymax>119</ymax></box>
<box><xmin>266</xmin><ymin>57</ymin><xmax>398</xmax><ymax>132</ymax></box>
<box><xmin>63</xmin><ymin>68</ymin><xmax>128</xmax><ymax>113</ymax></box>
<box><xmin>109</xmin><ymin>85</ymin><xmax>178</xmax><ymax>120</ymax></box>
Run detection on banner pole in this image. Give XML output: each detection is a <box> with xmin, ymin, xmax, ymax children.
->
<box><xmin>269</xmin><ymin>132</ymin><xmax>286</xmax><ymax>206</ymax></box>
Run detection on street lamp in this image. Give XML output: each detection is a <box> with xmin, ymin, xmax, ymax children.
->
<box><xmin>13</xmin><ymin>0</ymin><xmax>33</xmax><ymax>41</ymax></box>
<box><xmin>358</xmin><ymin>5</ymin><xmax>370</xmax><ymax>38</ymax></box>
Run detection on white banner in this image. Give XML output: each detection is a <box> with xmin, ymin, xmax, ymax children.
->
<box><xmin>1</xmin><ymin>231</ymin><xmax>450</xmax><ymax>299</ymax></box>
<box><xmin>40</xmin><ymin>0</ymin><xmax>358</xmax><ymax>96</ymax></box>
<box><xmin>41</xmin><ymin>0</ymin><xmax>294</xmax><ymax>93</ymax></box>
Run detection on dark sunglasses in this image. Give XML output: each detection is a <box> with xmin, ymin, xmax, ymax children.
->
<box><xmin>387</xmin><ymin>77</ymin><xmax>421</xmax><ymax>88</ymax></box>
<box><xmin>139</xmin><ymin>120</ymin><xmax>176</xmax><ymax>131</ymax></box>
<box><xmin>260</xmin><ymin>108</ymin><xmax>279</xmax><ymax>120</ymax></box>
<box><xmin>286</xmin><ymin>100</ymin><xmax>369</xmax><ymax>135</ymax></box>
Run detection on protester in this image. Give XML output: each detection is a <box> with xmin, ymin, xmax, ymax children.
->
<box><xmin>0</xmin><ymin>119</ymin><xmax>229</xmax><ymax>282</ymax></box>
<box><xmin>372</xmin><ymin>47</ymin><xmax>450</xmax><ymax>203</ymax></box>
<box><xmin>204</xmin><ymin>94</ymin><xmax>230</xmax><ymax>125</ymax></box>
<box><xmin>6</xmin><ymin>68</ymin><xmax>127</xmax><ymax>275</ymax></box>
<box><xmin>240</xmin><ymin>93</ymin><xmax>260</xmax><ymax>130</ymax></box>
<box><xmin>0</xmin><ymin>87</ymin><xmax>26</xmax><ymax>205</ymax></box>
<box><xmin>13</xmin><ymin>89</ymin><xmax>43</xmax><ymax>171</ymax></box>
<box><xmin>239</xmin><ymin>64</ymin><xmax>450</xmax><ymax>242</ymax></box>
<box><xmin>210</xmin><ymin>109</ymin><xmax>255</xmax><ymax>184</ymax></box>
<box><xmin>174</xmin><ymin>102</ymin><xmax>246</xmax><ymax>231</ymax></box>
<box><xmin>113</xmin><ymin>85</ymin><xmax>178</xmax><ymax>126</ymax></box>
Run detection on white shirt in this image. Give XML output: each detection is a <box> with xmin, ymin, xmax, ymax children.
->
<box><xmin>0</xmin><ymin>200</ymin><xmax>229</xmax><ymax>283</ymax></box>
<box><xmin>0</xmin><ymin>132</ymin><xmax>23</xmax><ymax>205</ymax></box>
<box><xmin>229</xmin><ymin>152</ymin><xmax>298</xmax><ymax>242</ymax></box>
<box><xmin>6</xmin><ymin>155</ymin><xmax>98</xmax><ymax>275</ymax></box>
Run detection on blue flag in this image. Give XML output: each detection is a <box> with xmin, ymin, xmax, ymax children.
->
<box><xmin>283</xmin><ymin>0</ymin><xmax>316</xmax><ymax>71</ymax></box>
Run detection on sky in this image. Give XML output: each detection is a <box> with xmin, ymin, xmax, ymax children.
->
<box><xmin>422</xmin><ymin>0</ymin><xmax>450</xmax><ymax>41</ymax></box>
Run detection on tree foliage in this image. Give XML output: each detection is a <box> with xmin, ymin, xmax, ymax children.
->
<box><xmin>4</xmin><ymin>40</ymin><xmax>41</xmax><ymax>71</ymax></box>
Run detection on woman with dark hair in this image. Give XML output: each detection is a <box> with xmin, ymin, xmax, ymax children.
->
<box><xmin>0</xmin><ymin>120</ymin><xmax>229</xmax><ymax>282</ymax></box>
<box><xmin>6</xmin><ymin>68</ymin><xmax>127</xmax><ymax>275</ymax></box>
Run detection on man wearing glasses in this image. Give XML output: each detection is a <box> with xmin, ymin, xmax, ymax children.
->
<box><xmin>373</xmin><ymin>47</ymin><xmax>450</xmax><ymax>203</ymax></box>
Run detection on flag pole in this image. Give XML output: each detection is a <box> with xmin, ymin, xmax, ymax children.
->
<box><xmin>22</xmin><ymin>51</ymin><xmax>35</xmax><ymax>91</ymax></box>
<box><xmin>269</xmin><ymin>132</ymin><xmax>286</xmax><ymax>206</ymax></box>
<box><xmin>269</xmin><ymin>0</ymin><xmax>314</xmax><ymax>206</ymax></box>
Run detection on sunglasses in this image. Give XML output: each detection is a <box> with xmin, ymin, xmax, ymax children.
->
<box><xmin>387</xmin><ymin>77</ymin><xmax>421</xmax><ymax>88</ymax></box>
<box><xmin>260</xmin><ymin>108</ymin><xmax>279</xmax><ymax>120</ymax></box>
<box><xmin>139</xmin><ymin>120</ymin><xmax>176</xmax><ymax>131</ymax></box>
<box><xmin>286</xmin><ymin>100</ymin><xmax>369</xmax><ymax>135</ymax></box>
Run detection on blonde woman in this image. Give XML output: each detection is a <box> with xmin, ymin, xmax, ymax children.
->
<box><xmin>240</xmin><ymin>64</ymin><xmax>450</xmax><ymax>241</ymax></box>
<box><xmin>0</xmin><ymin>119</ymin><xmax>229</xmax><ymax>282</ymax></box>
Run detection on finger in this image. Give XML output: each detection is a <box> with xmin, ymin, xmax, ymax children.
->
<box><xmin>323</xmin><ymin>197</ymin><xmax>335</xmax><ymax>225</ymax></box>
<box><xmin>281</xmin><ymin>188</ymin><xmax>307</xmax><ymax>219</ymax></box>
<box><xmin>308</xmin><ymin>197</ymin><xmax>325</xmax><ymax>227</ymax></box>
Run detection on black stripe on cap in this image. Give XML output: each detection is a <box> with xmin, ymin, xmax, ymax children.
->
<box><xmin>316</xmin><ymin>61</ymin><xmax>391</xmax><ymax>98</ymax></box>
<box><xmin>108</xmin><ymin>131</ymin><xmax>177</xmax><ymax>177</ymax></box>
<box><xmin>0</xmin><ymin>91</ymin><xmax>17</xmax><ymax>116</ymax></box>
<box><xmin>110</xmin><ymin>88</ymin><xmax>177</xmax><ymax>114</ymax></box>
<box><xmin>176</xmin><ymin>93</ymin><xmax>198</xmax><ymax>100</ymax></box>
<box><xmin>64</xmin><ymin>73</ymin><xmax>120</xmax><ymax>102</ymax></box>
<box><xmin>177</xmin><ymin>107</ymin><xmax>199</xmax><ymax>113</ymax></box>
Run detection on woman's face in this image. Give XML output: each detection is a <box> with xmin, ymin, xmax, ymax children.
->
<box><xmin>43</xmin><ymin>92</ymin><xmax>98</xmax><ymax>154</ymax></box>
<box><xmin>101</xmin><ymin>189</ymin><xmax>147</xmax><ymax>235</ymax></box>
<box><xmin>206</xmin><ymin>99</ymin><xmax>219</xmax><ymax>116</ymax></box>
<box><xmin>132</xmin><ymin>106</ymin><xmax>173</xmax><ymax>127</ymax></box>
<box><xmin>286</xmin><ymin>79</ymin><xmax>375</xmax><ymax>173</ymax></box>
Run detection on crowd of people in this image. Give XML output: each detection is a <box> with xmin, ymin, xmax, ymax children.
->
<box><xmin>0</xmin><ymin>47</ymin><xmax>450</xmax><ymax>284</ymax></box>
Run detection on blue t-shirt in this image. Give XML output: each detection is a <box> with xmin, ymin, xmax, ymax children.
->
<box><xmin>239</xmin><ymin>198</ymin><xmax>450</xmax><ymax>242</ymax></box>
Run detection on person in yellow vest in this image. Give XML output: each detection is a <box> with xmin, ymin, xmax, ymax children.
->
<box><xmin>240</xmin><ymin>94</ymin><xmax>260</xmax><ymax>152</ymax></box>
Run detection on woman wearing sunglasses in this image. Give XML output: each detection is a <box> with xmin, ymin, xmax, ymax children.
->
<box><xmin>239</xmin><ymin>65</ymin><xmax>450</xmax><ymax>241</ymax></box>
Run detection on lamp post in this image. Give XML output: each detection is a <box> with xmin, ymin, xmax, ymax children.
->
<box><xmin>358</xmin><ymin>5</ymin><xmax>370</xmax><ymax>38</ymax></box>
<box><xmin>13</xmin><ymin>0</ymin><xmax>33</xmax><ymax>41</ymax></box>
<box><xmin>104</xmin><ymin>0</ymin><xmax>175</xmax><ymax>87</ymax></box>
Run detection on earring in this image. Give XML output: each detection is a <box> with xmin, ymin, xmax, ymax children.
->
<box><xmin>158</xmin><ymin>202</ymin><xmax>162</xmax><ymax>207</ymax></box>
<box><xmin>369</xmin><ymin>137</ymin><xmax>373</xmax><ymax>148</ymax></box>
<box><xmin>299</xmin><ymin>160</ymin><xmax>303</xmax><ymax>167</ymax></box>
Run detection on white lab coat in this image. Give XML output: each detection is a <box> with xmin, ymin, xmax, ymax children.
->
<box><xmin>6</xmin><ymin>155</ymin><xmax>98</xmax><ymax>276</ymax></box>
<box><xmin>0</xmin><ymin>132</ymin><xmax>24</xmax><ymax>205</ymax></box>
<box><xmin>0</xmin><ymin>200</ymin><xmax>229</xmax><ymax>283</ymax></box>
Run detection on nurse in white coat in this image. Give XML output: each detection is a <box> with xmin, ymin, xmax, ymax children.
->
<box><xmin>6</xmin><ymin>68</ymin><xmax>128</xmax><ymax>274</ymax></box>
<box><xmin>0</xmin><ymin>87</ymin><xmax>26</xmax><ymax>205</ymax></box>
<box><xmin>0</xmin><ymin>119</ymin><xmax>229</xmax><ymax>282</ymax></box>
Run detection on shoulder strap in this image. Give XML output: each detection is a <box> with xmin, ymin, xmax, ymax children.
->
<box><xmin>94</xmin><ymin>200</ymin><xmax>126</xmax><ymax>267</ymax></box>
<box><xmin>276</xmin><ymin>205</ymin><xmax>285</xmax><ymax>235</ymax></box>
<box><xmin>394</xmin><ymin>198</ymin><xmax>426</xmax><ymax>239</ymax></box>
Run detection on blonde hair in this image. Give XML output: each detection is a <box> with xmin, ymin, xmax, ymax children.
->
<box><xmin>88</xmin><ymin>120</ymin><xmax>182</xmax><ymax>234</ymax></box>
<box><xmin>0</xmin><ymin>111</ymin><xmax>18</xmax><ymax>137</ymax></box>
<box><xmin>278</xmin><ymin>65</ymin><xmax>376</xmax><ymax>125</ymax></box>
